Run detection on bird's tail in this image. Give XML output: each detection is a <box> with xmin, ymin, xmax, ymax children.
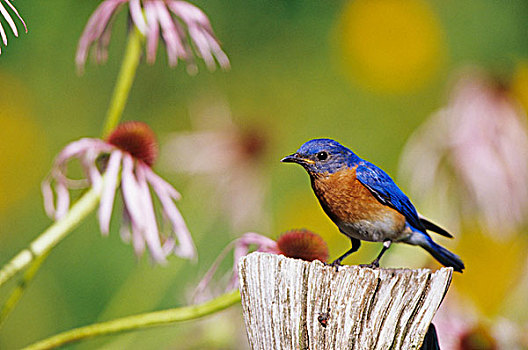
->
<box><xmin>404</xmin><ymin>231</ymin><xmax>465</xmax><ymax>272</ymax></box>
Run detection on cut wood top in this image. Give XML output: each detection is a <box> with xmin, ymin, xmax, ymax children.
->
<box><xmin>238</xmin><ymin>252</ymin><xmax>452</xmax><ymax>350</ymax></box>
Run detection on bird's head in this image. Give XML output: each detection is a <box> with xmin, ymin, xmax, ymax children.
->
<box><xmin>281</xmin><ymin>138</ymin><xmax>359</xmax><ymax>174</ymax></box>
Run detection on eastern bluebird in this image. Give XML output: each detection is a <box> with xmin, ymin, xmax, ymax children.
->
<box><xmin>281</xmin><ymin>138</ymin><xmax>465</xmax><ymax>272</ymax></box>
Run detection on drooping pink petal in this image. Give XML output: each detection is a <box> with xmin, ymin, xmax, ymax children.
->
<box><xmin>0</xmin><ymin>18</ymin><xmax>7</xmax><ymax>45</ymax></box>
<box><xmin>161</xmin><ymin>237</ymin><xmax>176</xmax><ymax>255</ymax></box>
<box><xmin>168</xmin><ymin>1</ymin><xmax>211</xmax><ymax>26</ymax></box>
<box><xmin>202</xmin><ymin>31</ymin><xmax>230</xmax><ymax>69</ymax></box>
<box><xmin>233</xmin><ymin>232</ymin><xmax>278</xmax><ymax>273</ymax></box>
<box><xmin>95</xmin><ymin>8</ymin><xmax>120</xmax><ymax>64</ymax></box>
<box><xmin>194</xmin><ymin>232</ymin><xmax>279</xmax><ymax>300</ymax></box>
<box><xmin>145</xmin><ymin>170</ymin><xmax>181</xmax><ymax>200</ymax></box>
<box><xmin>121</xmin><ymin>154</ymin><xmax>147</xmax><ymax>233</ymax></box>
<box><xmin>54</xmin><ymin>138</ymin><xmax>111</xmax><ymax>166</ymax></box>
<box><xmin>187</xmin><ymin>26</ymin><xmax>214</xmax><ymax>68</ymax></box>
<box><xmin>121</xmin><ymin>155</ymin><xmax>153</xmax><ymax>258</ymax></box>
<box><xmin>98</xmin><ymin>150</ymin><xmax>122</xmax><ymax>235</ymax></box>
<box><xmin>0</xmin><ymin>2</ymin><xmax>18</xmax><ymax>37</ymax></box>
<box><xmin>54</xmin><ymin>178</ymin><xmax>71</xmax><ymax>219</ymax></box>
<box><xmin>193</xmin><ymin>239</ymin><xmax>237</xmax><ymax>302</ymax></box>
<box><xmin>42</xmin><ymin>139</ymin><xmax>106</xmax><ymax>220</ymax></box>
<box><xmin>80</xmin><ymin>149</ymin><xmax>103</xmax><ymax>189</ymax></box>
<box><xmin>153</xmin><ymin>1</ymin><xmax>187</xmax><ymax>66</ymax></box>
<box><xmin>146</xmin><ymin>169</ymin><xmax>196</xmax><ymax>260</ymax></box>
<box><xmin>3</xmin><ymin>0</ymin><xmax>26</xmax><ymax>33</ymax></box>
<box><xmin>135</xmin><ymin>163</ymin><xmax>166</xmax><ymax>263</ymax></box>
<box><xmin>144</xmin><ymin>0</ymin><xmax>160</xmax><ymax>64</ymax></box>
<box><xmin>41</xmin><ymin>177</ymin><xmax>56</xmax><ymax>219</ymax></box>
<box><xmin>128</xmin><ymin>0</ymin><xmax>148</xmax><ymax>34</ymax></box>
<box><xmin>168</xmin><ymin>1</ymin><xmax>229</xmax><ymax>70</ymax></box>
<box><xmin>120</xmin><ymin>206</ymin><xmax>132</xmax><ymax>243</ymax></box>
<box><xmin>76</xmin><ymin>0</ymin><xmax>126</xmax><ymax>71</ymax></box>
<box><xmin>130</xmin><ymin>214</ymin><xmax>146</xmax><ymax>256</ymax></box>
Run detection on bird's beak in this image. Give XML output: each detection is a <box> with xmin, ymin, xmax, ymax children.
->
<box><xmin>281</xmin><ymin>153</ymin><xmax>315</xmax><ymax>164</ymax></box>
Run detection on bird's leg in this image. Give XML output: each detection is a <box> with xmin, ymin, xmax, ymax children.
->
<box><xmin>329</xmin><ymin>238</ymin><xmax>361</xmax><ymax>271</ymax></box>
<box><xmin>361</xmin><ymin>240</ymin><xmax>392</xmax><ymax>269</ymax></box>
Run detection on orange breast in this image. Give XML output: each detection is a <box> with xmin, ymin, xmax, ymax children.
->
<box><xmin>311</xmin><ymin>167</ymin><xmax>406</xmax><ymax>236</ymax></box>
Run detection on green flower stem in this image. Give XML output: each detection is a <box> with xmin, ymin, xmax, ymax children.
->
<box><xmin>23</xmin><ymin>290</ymin><xmax>241</xmax><ymax>350</ymax></box>
<box><xmin>102</xmin><ymin>28</ymin><xmax>143</xmax><ymax>137</ymax></box>
<box><xmin>0</xmin><ymin>250</ymin><xmax>50</xmax><ymax>327</ymax></box>
<box><xmin>0</xmin><ymin>185</ymin><xmax>102</xmax><ymax>288</ymax></box>
<box><xmin>0</xmin><ymin>28</ymin><xmax>143</xmax><ymax>319</ymax></box>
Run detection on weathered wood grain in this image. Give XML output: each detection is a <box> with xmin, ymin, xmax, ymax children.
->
<box><xmin>238</xmin><ymin>252</ymin><xmax>452</xmax><ymax>350</ymax></box>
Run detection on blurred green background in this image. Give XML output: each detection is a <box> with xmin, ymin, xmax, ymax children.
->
<box><xmin>1</xmin><ymin>0</ymin><xmax>528</xmax><ymax>349</ymax></box>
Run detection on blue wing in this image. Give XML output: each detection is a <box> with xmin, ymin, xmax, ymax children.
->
<box><xmin>355</xmin><ymin>162</ymin><xmax>425</xmax><ymax>232</ymax></box>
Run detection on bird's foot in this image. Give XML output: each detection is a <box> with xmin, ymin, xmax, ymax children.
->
<box><xmin>359</xmin><ymin>260</ymin><xmax>380</xmax><ymax>269</ymax></box>
<box><xmin>326</xmin><ymin>260</ymin><xmax>343</xmax><ymax>272</ymax></box>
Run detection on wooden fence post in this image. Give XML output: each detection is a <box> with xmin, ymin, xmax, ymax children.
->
<box><xmin>238</xmin><ymin>252</ymin><xmax>452</xmax><ymax>349</ymax></box>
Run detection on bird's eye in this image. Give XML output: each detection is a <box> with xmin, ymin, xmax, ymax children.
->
<box><xmin>316</xmin><ymin>151</ymin><xmax>328</xmax><ymax>161</ymax></box>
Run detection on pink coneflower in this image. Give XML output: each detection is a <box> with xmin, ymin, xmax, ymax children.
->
<box><xmin>161</xmin><ymin>96</ymin><xmax>270</xmax><ymax>232</ymax></box>
<box><xmin>76</xmin><ymin>0</ymin><xmax>229</xmax><ymax>72</ymax></box>
<box><xmin>193</xmin><ymin>230</ymin><xmax>328</xmax><ymax>301</ymax></box>
<box><xmin>0</xmin><ymin>0</ymin><xmax>27</xmax><ymax>54</ymax></box>
<box><xmin>42</xmin><ymin>121</ymin><xmax>196</xmax><ymax>263</ymax></box>
<box><xmin>400</xmin><ymin>69</ymin><xmax>528</xmax><ymax>238</ymax></box>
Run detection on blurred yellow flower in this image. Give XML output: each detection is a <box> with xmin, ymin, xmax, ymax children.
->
<box><xmin>336</xmin><ymin>0</ymin><xmax>446</xmax><ymax>93</ymax></box>
<box><xmin>512</xmin><ymin>61</ymin><xmax>528</xmax><ymax>114</ymax></box>
<box><xmin>452</xmin><ymin>228</ymin><xmax>527</xmax><ymax>318</ymax></box>
<box><xmin>0</xmin><ymin>73</ymin><xmax>47</xmax><ymax>214</ymax></box>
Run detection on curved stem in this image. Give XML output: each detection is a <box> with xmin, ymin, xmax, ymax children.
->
<box><xmin>0</xmin><ymin>251</ymin><xmax>50</xmax><ymax>327</ymax></box>
<box><xmin>102</xmin><ymin>28</ymin><xmax>143</xmax><ymax>137</ymax></box>
<box><xmin>0</xmin><ymin>28</ymin><xmax>143</xmax><ymax>321</ymax></box>
<box><xmin>0</xmin><ymin>185</ymin><xmax>102</xmax><ymax>288</ymax></box>
<box><xmin>23</xmin><ymin>290</ymin><xmax>241</xmax><ymax>350</ymax></box>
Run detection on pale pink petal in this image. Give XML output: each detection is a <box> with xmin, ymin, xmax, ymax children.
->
<box><xmin>202</xmin><ymin>32</ymin><xmax>230</xmax><ymax>69</ymax></box>
<box><xmin>161</xmin><ymin>131</ymin><xmax>238</xmax><ymax>173</ymax></box>
<box><xmin>122</xmin><ymin>155</ymin><xmax>151</xmax><ymax>257</ymax></box>
<box><xmin>145</xmin><ymin>170</ymin><xmax>181</xmax><ymax>200</ymax></box>
<box><xmin>121</xmin><ymin>155</ymin><xmax>145</xmax><ymax>227</ymax></box>
<box><xmin>193</xmin><ymin>240</ymin><xmax>237</xmax><ymax>301</ymax></box>
<box><xmin>129</xmin><ymin>0</ymin><xmax>148</xmax><ymax>34</ymax></box>
<box><xmin>162</xmin><ymin>237</ymin><xmax>176</xmax><ymax>255</ymax></box>
<box><xmin>54</xmin><ymin>138</ymin><xmax>110</xmax><ymax>166</ymax></box>
<box><xmin>233</xmin><ymin>232</ymin><xmax>278</xmax><ymax>269</ymax></box>
<box><xmin>0</xmin><ymin>2</ymin><xmax>18</xmax><ymax>37</ymax></box>
<box><xmin>76</xmin><ymin>0</ymin><xmax>126</xmax><ymax>71</ymax></box>
<box><xmin>54</xmin><ymin>178</ymin><xmax>71</xmax><ymax>219</ymax></box>
<box><xmin>168</xmin><ymin>2</ymin><xmax>211</xmax><ymax>26</ymax></box>
<box><xmin>187</xmin><ymin>27</ymin><xmax>215</xmax><ymax>68</ymax></box>
<box><xmin>168</xmin><ymin>1</ymin><xmax>229</xmax><ymax>70</ymax></box>
<box><xmin>41</xmin><ymin>177</ymin><xmax>56</xmax><ymax>218</ymax></box>
<box><xmin>136</xmin><ymin>164</ymin><xmax>166</xmax><ymax>263</ymax></box>
<box><xmin>144</xmin><ymin>1</ymin><xmax>160</xmax><ymax>64</ymax></box>
<box><xmin>131</xmin><ymin>216</ymin><xmax>146</xmax><ymax>256</ymax></box>
<box><xmin>42</xmin><ymin>138</ymin><xmax>113</xmax><ymax>221</ymax></box>
<box><xmin>195</xmin><ymin>232</ymin><xmax>279</xmax><ymax>300</ymax></box>
<box><xmin>0</xmin><ymin>18</ymin><xmax>7</xmax><ymax>45</ymax></box>
<box><xmin>98</xmin><ymin>150</ymin><xmax>122</xmax><ymax>235</ymax></box>
<box><xmin>146</xmin><ymin>169</ymin><xmax>196</xmax><ymax>260</ymax></box>
<box><xmin>3</xmin><ymin>0</ymin><xmax>26</xmax><ymax>33</ymax></box>
<box><xmin>80</xmin><ymin>149</ymin><xmax>103</xmax><ymax>189</ymax></box>
<box><xmin>95</xmin><ymin>9</ymin><xmax>119</xmax><ymax>64</ymax></box>
<box><xmin>120</xmin><ymin>206</ymin><xmax>132</xmax><ymax>243</ymax></box>
<box><xmin>154</xmin><ymin>1</ymin><xmax>187</xmax><ymax>66</ymax></box>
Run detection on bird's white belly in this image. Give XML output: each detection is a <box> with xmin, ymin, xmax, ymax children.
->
<box><xmin>338</xmin><ymin>218</ymin><xmax>406</xmax><ymax>242</ymax></box>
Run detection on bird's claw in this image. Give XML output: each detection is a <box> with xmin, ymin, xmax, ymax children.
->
<box><xmin>359</xmin><ymin>261</ymin><xmax>380</xmax><ymax>269</ymax></box>
<box><xmin>326</xmin><ymin>260</ymin><xmax>342</xmax><ymax>272</ymax></box>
